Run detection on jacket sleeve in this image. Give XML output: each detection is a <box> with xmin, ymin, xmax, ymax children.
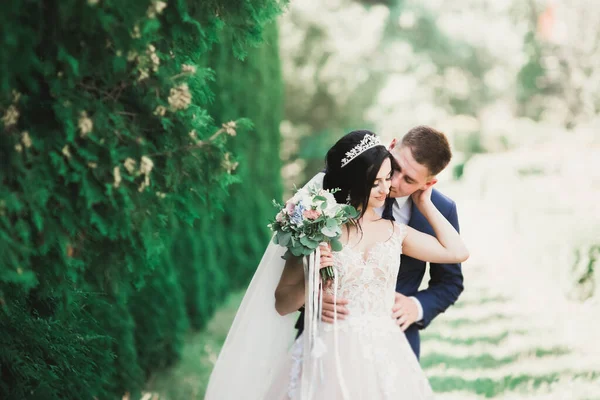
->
<box><xmin>412</xmin><ymin>201</ymin><xmax>464</xmax><ymax>328</ymax></box>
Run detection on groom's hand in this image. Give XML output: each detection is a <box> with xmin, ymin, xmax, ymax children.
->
<box><xmin>321</xmin><ymin>293</ymin><xmax>349</xmax><ymax>323</ymax></box>
<box><xmin>392</xmin><ymin>293</ymin><xmax>418</xmax><ymax>331</ymax></box>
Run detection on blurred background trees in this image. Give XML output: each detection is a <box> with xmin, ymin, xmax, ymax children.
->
<box><xmin>279</xmin><ymin>0</ymin><xmax>600</xmax><ymax>187</ymax></box>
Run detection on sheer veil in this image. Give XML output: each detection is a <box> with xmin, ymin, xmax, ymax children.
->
<box><xmin>204</xmin><ymin>173</ymin><xmax>325</xmax><ymax>400</ymax></box>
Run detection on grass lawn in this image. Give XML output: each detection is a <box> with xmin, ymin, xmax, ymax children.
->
<box><xmin>144</xmin><ymin>291</ymin><xmax>244</xmax><ymax>400</ymax></box>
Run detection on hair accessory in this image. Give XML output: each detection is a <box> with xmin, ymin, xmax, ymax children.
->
<box><xmin>340</xmin><ymin>134</ymin><xmax>384</xmax><ymax>168</ymax></box>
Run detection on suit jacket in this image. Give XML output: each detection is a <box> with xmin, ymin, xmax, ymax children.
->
<box><xmin>395</xmin><ymin>188</ymin><xmax>464</xmax><ymax>359</ymax></box>
<box><xmin>295</xmin><ymin>188</ymin><xmax>464</xmax><ymax>360</ymax></box>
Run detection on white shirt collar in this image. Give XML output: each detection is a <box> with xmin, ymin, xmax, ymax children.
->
<box><xmin>393</xmin><ymin>195</ymin><xmax>411</xmax><ymax>209</ymax></box>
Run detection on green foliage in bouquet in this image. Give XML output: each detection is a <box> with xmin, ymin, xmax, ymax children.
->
<box><xmin>0</xmin><ymin>0</ymin><xmax>284</xmax><ymax>398</ymax></box>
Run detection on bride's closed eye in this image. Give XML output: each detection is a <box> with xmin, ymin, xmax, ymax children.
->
<box><xmin>372</xmin><ymin>174</ymin><xmax>393</xmax><ymax>188</ymax></box>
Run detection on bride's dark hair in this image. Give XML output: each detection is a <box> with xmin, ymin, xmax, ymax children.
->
<box><xmin>323</xmin><ymin>130</ymin><xmax>397</xmax><ymax>221</ymax></box>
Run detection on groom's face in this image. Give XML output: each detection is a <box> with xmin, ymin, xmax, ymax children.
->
<box><xmin>388</xmin><ymin>145</ymin><xmax>436</xmax><ymax>198</ymax></box>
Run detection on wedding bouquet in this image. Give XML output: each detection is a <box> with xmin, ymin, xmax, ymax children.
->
<box><xmin>269</xmin><ymin>183</ymin><xmax>359</xmax><ymax>281</ymax></box>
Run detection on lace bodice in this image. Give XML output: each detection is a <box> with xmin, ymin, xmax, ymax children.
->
<box><xmin>324</xmin><ymin>224</ymin><xmax>407</xmax><ymax>320</ymax></box>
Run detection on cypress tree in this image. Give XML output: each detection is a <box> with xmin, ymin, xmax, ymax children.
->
<box><xmin>208</xmin><ymin>21</ymin><xmax>284</xmax><ymax>288</ymax></box>
<box><xmin>172</xmin><ymin>21</ymin><xmax>284</xmax><ymax>328</ymax></box>
<box><xmin>0</xmin><ymin>1</ymin><xmax>284</xmax><ymax>398</ymax></box>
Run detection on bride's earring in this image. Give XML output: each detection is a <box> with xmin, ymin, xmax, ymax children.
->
<box><xmin>345</xmin><ymin>193</ymin><xmax>351</xmax><ymax>204</ymax></box>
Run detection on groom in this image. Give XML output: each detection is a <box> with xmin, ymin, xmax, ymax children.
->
<box><xmin>298</xmin><ymin>125</ymin><xmax>464</xmax><ymax>359</ymax></box>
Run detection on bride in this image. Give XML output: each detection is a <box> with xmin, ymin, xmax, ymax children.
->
<box><xmin>205</xmin><ymin>130</ymin><xmax>469</xmax><ymax>399</ymax></box>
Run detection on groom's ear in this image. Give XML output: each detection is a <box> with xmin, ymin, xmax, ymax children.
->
<box><xmin>388</xmin><ymin>138</ymin><xmax>398</xmax><ymax>151</ymax></box>
<box><xmin>422</xmin><ymin>177</ymin><xmax>437</xmax><ymax>190</ymax></box>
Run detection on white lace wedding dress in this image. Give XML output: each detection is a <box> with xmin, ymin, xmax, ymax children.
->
<box><xmin>264</xmin><ymin>223</ymin><xmax>435</xmax><ymax>399</ymax></box>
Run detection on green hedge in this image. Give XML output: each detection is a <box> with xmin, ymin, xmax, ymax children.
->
<box><xmin>208</xmin><ymin>21</ymin><xmax>284</xmax><ymax>288</ymax></box>
<box><xmin>0</xmin><ymin>1</ymin><xmax>283</xmax><ymax>399</ymax></box>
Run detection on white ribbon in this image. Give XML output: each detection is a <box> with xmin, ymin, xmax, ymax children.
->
<box><xmin>300</xmin><ymin>247</ymin><xmax>349</xmax><ymax>400</ymax></box>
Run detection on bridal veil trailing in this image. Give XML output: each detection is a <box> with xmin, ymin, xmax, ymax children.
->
<box><xmin>204</xmin><ymin>240</ymin><xmax>298</xmax><ymax>399</ymax></box>
<box><xmin>204</xmin><ymin>174</ymin><xmax>325</xmax><ymax>400</ymax></box>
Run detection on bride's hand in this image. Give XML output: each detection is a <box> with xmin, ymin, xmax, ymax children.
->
<box><xmin>410</xmin><ymin>185</ymin><xmax>434</xmax><ymax>213</ymax></box>
<box><xmin>319</xmin><ymin>242</ymin><xmax>333</xmax><ymax>270</ymax></box>
<box><xmin>319</xmin><ymin>242</ymin><xmax>336</xmax><ymax>290</ymax></box>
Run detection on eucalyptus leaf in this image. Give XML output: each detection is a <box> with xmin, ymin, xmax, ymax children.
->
<box><xmin>326</xmin><ymin>218</ymin><xmax>339</xmax><ymax>229</ymax></box>
<box><xmin>330</xmin><ymin>238</ymin><xmax>343</xmax><ymax>251</ymax></box>
<box><xmin>300</xmin><ymin>235</ymin><xmax>318</xmax><ymax>248</ymax></box>
<box><xmin>321</xmin><ymin>226</ymin><xmax>339</xmax><ymax>237</ymax></box>
<box><xmin>279</xmin><ymin>231</ymin><xmax>292</xmax><ymax>247</ymax></box>
<box><xmin>290</xmin><ymin>245</ymin><xmax>304</xmax><ymax>257</ymax></box>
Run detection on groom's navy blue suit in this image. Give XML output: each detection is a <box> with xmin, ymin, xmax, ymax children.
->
<box><xmin>383</xmin><ymin>189</ymin><xmax>464</xmax><ymax>359</ymax></box>
<box><xmin>295</xmin><ymin>187</ymin><xmax>463</xmax><ymax>360</ymax></box>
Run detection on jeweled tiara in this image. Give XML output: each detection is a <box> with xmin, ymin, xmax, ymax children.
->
<box><xmin>340</xmin><ymin>134</ymin><xmax>384</xmax><ymax>168</ymax></box>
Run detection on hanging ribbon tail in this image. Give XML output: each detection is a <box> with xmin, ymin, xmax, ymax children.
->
<box><xmin>299</xmin><ymin>247</ymin><xmax>350</xmax><ymax>400</ymax></box>
<box><xmin>332</xmin><ymin>268</ymin><xmax>350</xmax><ymax>400</ymax></box>
<box><xmin>300</xmin><ymin>248</ymin><xmax>323</xmax><ymax>400</ymax></box>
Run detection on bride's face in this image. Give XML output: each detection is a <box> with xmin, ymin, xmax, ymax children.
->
<box><xmin>369</xmin><ymin>158</ymin><xmax>392</xmax><ymax>209</ymax></box>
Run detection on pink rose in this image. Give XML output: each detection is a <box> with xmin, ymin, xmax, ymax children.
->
<box><xmin>285</xmin><ymin>202</ymin><xmax>295</xmax><ymax>213</ymax></box>
<box><xmin>303</xmin><ymin>209</ymin><xmax>322</xmax><ymax>220</ymax></box>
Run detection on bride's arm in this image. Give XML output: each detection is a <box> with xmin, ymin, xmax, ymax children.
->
<box><xmin>274</xmin><ymin>256</ymin><xmax>305</xmax><ymax>316</ymax></box>
<box><xmin>402</xmin><ymin>188</ymin><xmax>469</xmax><ymax>264</ymax></box>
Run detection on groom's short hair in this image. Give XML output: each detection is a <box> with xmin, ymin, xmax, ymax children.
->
<box><xmin>402</xmin><ymin>126</ymin><xmax>452</xmax><ymax>176</ymax></box>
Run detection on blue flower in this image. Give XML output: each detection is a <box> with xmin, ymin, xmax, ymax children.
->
<box><xmin>290</xmin><ymin>201</ymin><xmax>306</xmax><ymax>225</ymax></box>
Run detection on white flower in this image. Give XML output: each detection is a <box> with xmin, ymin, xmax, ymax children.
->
<box><xmin>140</xmin><ymin>156</ymin><xmax>154</xmax><ymax>175</ymax></box>
<box><xmin>291</xmin><ymin>188</ymin><xmax>313</xmax><ymax>208</ymax></box>
<box><xmin>318</xmin><ymin>189</ymin><xmax>339</xmax><ymax>217</ymax></box>
<box><xmin>113</xmin><ymin>166</ymin><xmax>122</xmax><ymax>188</ymax></box>
<box><xmin>88</xmin><ymin>0</ymin><xmax>100</xmax><ymax>5</ymax></box>
<box><xmin>2</xmin><ymin>105</ymin><xmax>19</xmax><ymax>127</ymax></box>
<box><xmin>132</xmin><ymin>25</ymin><xmax>141</xmax><ymax>39</ymax></box>
<box><xmin>127</xmin><ymin>51</ymin><xmax>138</xmax><ymax>61</ymax></box>
<box><xmin>154</xmin><ymin>105</ymin><xmax>167</xmax><ymax>116</ymax></box>
<box><xmin>21</xmin><ymin>131</ymin><xmax>32</xmax><ymax>148</ymax></box>
<box><xmin>123</xmin><ymin>158</ymin><xmax>137</xmax><ymax>174</ymax></box>
<box><xmin>147</xmin><ymin>1</ymin><xmax>167</xmax><ymax>18</ymax></box>
<box><xmin>87</xmin><ymin>162</ymin><xmax>98</xmax><ymax>169</ymax></box>
<box><xmin>138</xmin><ymin>175</ymin><xmax>150</xmax><ymax>192</ymax></box>
<box><xmin>78</xmin><ymin>111</ymin><xmax>93</xmax><ymax>137</ymax></box>
<box><xmin>138</xmin><ymin>68</ymin><xmax>150</xmax><ymax>81</ymax></box>
<box><xmin>62</xmin><ymin>145</ymin><xmax>72</xmax><ymax>159</ymax></box>
<box><xmin>168</xmin><ymin>83</ymin><xmax>192</xmax><ymax>110</ymax></box>
<box><xmin>150</xmin><ymin>53</ymin><xmax>160</xmax><ymax>71</ymax></box>
<box><xmin>147</xmin><ymin>45</ymin><xmax>160</xmax><ymax>72</ymax></box>
<box><xmin>222</xmin><ymin>152</ymin><xmax>239</xmax><ymax>174</ymax></box>
<box><xmin>223</xmin><ymin>121</ymin><xmax>237</xmax><ymax>136</ymax></box>
<box><xmin>154</xmin><ymin>1</ymin><xmax>167</xmax><ymax>13</ymax></box>
<box><xmin>182</xmin><ymin>64</ymin><xmax>196</xmax><ymax>74</ymax></box>
<box><xmin>189</xmin><ymin>130</ymin><xmax>197</xmax><ymax>140</ymax></box>
<box><xmin>15</xmin><ymin>143</ymin><xmax>23</xmax><ymax>153</ymax></box>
